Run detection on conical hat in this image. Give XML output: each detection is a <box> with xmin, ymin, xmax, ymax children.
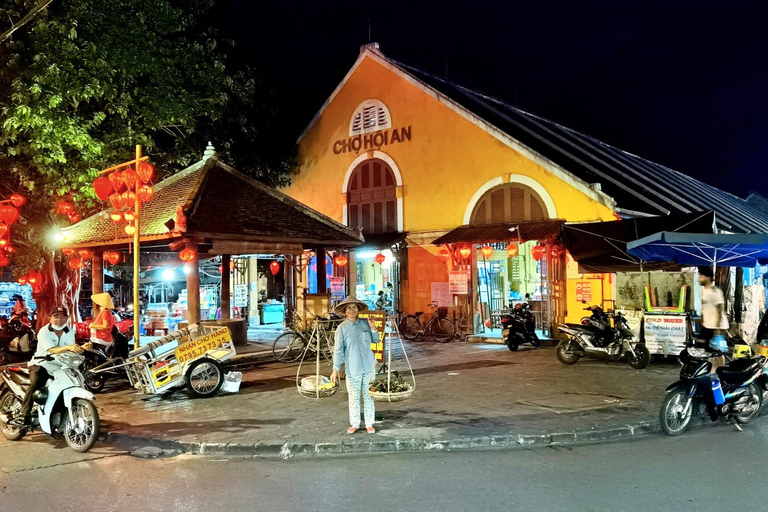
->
<box><xmin>334</xmin><ymin>295</ymin><xmax>369</xmax><ymax>314</ymax></box>
<box><xmin>92</xmin><ymin>293</ymin><xmax>114</xmax><ymax>310</ymax></box>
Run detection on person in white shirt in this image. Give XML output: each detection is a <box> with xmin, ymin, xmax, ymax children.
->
<box><xmin>699</xmin><ymin>266</ymin><xmax>728</xmax><ymax>341</ymax></box>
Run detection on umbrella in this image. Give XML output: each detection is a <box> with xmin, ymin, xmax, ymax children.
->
<box><xmin>626</xmin><ymin>232</ymin><xmax>768</xmax><ymax>269</ymax></box>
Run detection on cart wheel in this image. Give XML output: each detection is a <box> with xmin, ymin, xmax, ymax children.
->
<box><xmin>185</xmin><ymin>358</ymin><xmax>224</xmax><ymax>398</ymax></box>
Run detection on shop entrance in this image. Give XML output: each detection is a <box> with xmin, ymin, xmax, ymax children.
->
<box><xmin>354</xmin><ymin>249</ymin><xmax>396</xmax><ymax>313</ymax></box>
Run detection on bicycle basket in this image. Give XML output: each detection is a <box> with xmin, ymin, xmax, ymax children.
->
<box><xmin>438</xmin><ymin>307</ymin><xmax>448</xmax><ymax>318</ymax></box>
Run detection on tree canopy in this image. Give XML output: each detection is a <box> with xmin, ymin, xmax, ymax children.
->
<box><xmin>0</xmin><ymin>0</ymin><xmax>297</xmax><ymax>276</ymax></box>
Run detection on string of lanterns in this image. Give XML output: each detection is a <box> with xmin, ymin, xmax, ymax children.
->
<box><xmin>435</xmin><ymin>242</ymin><xmax>545</xmax><ymax>264</ymax></box>
<box><xmin>93</xmin><ymin>161</ymin><xmax>156</xmax><ymax>237</ymax></box>
<box><xmin>0</xmin><ymin>193</ymin><xmax>26</xmax><ymax>268</ymax></box>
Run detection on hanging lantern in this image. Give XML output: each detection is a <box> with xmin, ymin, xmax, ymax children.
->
<box><xmin>137</xmin><ymin>162</ymin><xmax>155</xmax><ymax>183</ymax></box>
<box><xmin>105</xmin><ymin>252</ymin><xmax>121</xmax><ymax>265</ymax></box>
<box><xmin>0</xmin><ymin>205</ymin><xmax>19</xmax><ymax>225</ymax></box>
<box><xmin>67</xmin><ymin>210</ymin><xmax>80</xmax><ymax>223</ymax></box>
<box><xmin>78</xmin><ymin>249</ymin><xmax>92</xmax><ymax>259</ymax></box>
<box><xmin>18</xmin><ymin>277</ymin><xmax>27</xmax><ymax>285</ymax></box>
<box><xmin>5</xmin><ymin>245</ymin><xmax>16</xmax><ymax>254</ymax></box>
<box><xmin>28</xmin><ymin>276</ymin><xmax>36</xmax><ymax>284</ymax></box>
<box><xmin>506</xmin><ymin>242</ymin><xmax>519</xmax><ymax>258</ymax></box>
<box><xmin>124</xmin><ymin>223</ymin><xmax>136</xmax><ymax>235</ymax></box>
<box><xmin>0</xmin><ymin>239</ymin><xmax>8</xmax><ymax>248</ymax></box>
<box><xmin>374</xmin><ymin>253</ymin><xmax>386</xmax><ymax>265</ymax></box>
<box><xmin>108</xmin><ymin>193</ymin><xmax>123</xmax><ymax>210</ymax></box>
<box><xmin>110</xmin><ymin>211</ymin><xmax>123</xmax><ymax>222</ymax></box>
<box><xmin>334</xmin><ymin>254</ymin><xmax>348</xmax><ymax>267</ymax></box>
<box><xmin>230</xmin><ymin>260</ymin><xmax>236</xmax><ymax>270</ymax></box>
<box><xmin>123</xmin><ymin>210</ymin><xmax>136</xmax><ymax>222</ymax></box>
<box><xmin>270</xmin><ymin>260</ymin><xmax>281</xmax><ymax>275</ymax></box>
<box><xmin>56</xmin><ymin>201</ymin><xmax>72</xmax><ymax>216</ymax></box>
<box><xmin>68</xmin><ymin>257</ymin><xmax>83</xmax><ymax>269</ymax></box>
<box><xmin>137</xmin><ymin>184</ymin><xmax>154</xmax><ymax>203</ymax></box>
<box><xmin>9</xmin><ymin>194</ymin><xmax>26</xmax><ymax>208</ymax></box>
<box><xmin>121</xmin><ymin>190</ymin><xmax>137</xmax><ymax>207</ymax></box>
<box><xmin>438</xmin><ymin>247</ymin><xmax>451</xmax><ymax>264</ymax></box>
<box><xmin>531</xmin><ymin>245</ymin><xmax>545</xmax><ymax>262</ymax></box>
<box><xmin>458</xmin><ymin>245</ymin><xmax>472</xmax><ymax>260</ymax></box>
<box><xmin>92</xmin><ymin>177</ymin><xmax>113</xmax><ymax>201</ymax></box>
<box><xmin>0</xmin><ymin>223</ymin><xmax>7</xmax><ymax>238</ymax></box>
<box><xmin>108</xmin><ymin>170</ymin><xmax>124</xmax><ymax>192</ymax></box>
<box><xmin>62</xmin><ymin>248</ymin><xmax>75</xmax><ymax>256</ymax></box>
<box><xmin>123</xmin><ymin>168</ymin><xmax>139</xmax><ymax>189</ymax></box>
<box><xmin>481</xmin><ymin>245</ymin><xmax>494</xmax><ymax>259</ymax></box>
<box><xmin>0</xmin><ymin>254</ymin><xmax>8</xmax><ymax>267</ymax></box>
<box><xmin>179</xmin><ymin>247</ymin><xmax>195</xmax><ymax>262</ymax></box>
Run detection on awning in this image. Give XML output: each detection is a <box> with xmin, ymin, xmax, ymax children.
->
<box><xmin>357</xmin><ymin>231</ymin><xmax>408</xmax><ymax>250</ymax></box>
<box><xmin>432</xmin><ymin>219</ymin><xmax>565</xmax><ymax>245</ymax></box>
<box><xmin>627</xmin><ymin>232</ymin><xmax>768</xmax><ymax>268</ymax></box>
<box><xmin>560</xmin><ymin>211</ymin><xmax>715</xmax><ymax>273</ymax></box>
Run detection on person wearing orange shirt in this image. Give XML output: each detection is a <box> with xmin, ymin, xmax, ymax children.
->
<box><xmin>89</xmin><ymin>293</ymin><xmax>116</xmax><ymax>346</ymax></box>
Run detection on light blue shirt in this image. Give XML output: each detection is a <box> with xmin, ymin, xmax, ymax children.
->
<box><xmin>333</xmin><ymin>319</ymin><xmax>377</xmax><ymax>376</ymax></box>
<box><xmin>31</xmin><ymin>324</ymin><xmax>76</xmax><ymax>374</ymax></box>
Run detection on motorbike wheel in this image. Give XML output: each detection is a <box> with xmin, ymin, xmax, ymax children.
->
<box><xmin>530</xmin><ymin>334</ymin><xmax>540</xmax><ymax>348</ymax></box>
<box><xmin>64</xmin><ymin>398</ymin><xmax>100</xmax><ymax>453</ymax></box>
<box><xmin>0</xmin><ymin>391</ymin><xmax>26</xmax><ymax>441</ymax></box>
<box><xmin>733</xmin><ymin>383</ymin><xmax>763</xmax><ymax>424</ymax></box>
<box><xmin>628</xmin><ymin>344</ymin><xmax>651</xmax><ymax>370</ymax></box>
<box><xmin>556</xmin><ymin>340</ymin><xmax>580</xmax><ymax>365</ymax></box>
<box><xmin>505</xmin><ymin>339</ymin><xmax>519</xmax><ymax>352</ymax></box>
<box><xmin>659</xmin><ymin>388</ymin><xmax>693</xmax><ymax>436</ymax></box>
<box><xmin>185</xmin><ymin>358</ymin><xmax>224</xmax><ymax>398</ymax></box>
<box><xmin>81</xmin><ymin>358</ymin><xmax>105</xmax><ymax>394</ymax></box>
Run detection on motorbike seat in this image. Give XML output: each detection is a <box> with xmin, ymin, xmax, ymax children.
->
<box><xmin>717</xmin><ymin>356</ymin><xmax>764</xmax><ymax>383</ymax></box>
<box><xmin>8</xmin><ymin>369</ymin><xmax>30</xmax><ymax>385</ymax></box>
<box><xmin>564</xmin><ymin>323</ymin><xmax>600</xmax><ymax>333</ymax></box>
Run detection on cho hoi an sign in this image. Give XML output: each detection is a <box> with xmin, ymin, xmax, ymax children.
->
<box><xmin>333</xmin><ymin>127</ymin><xmax>412</xmax><ymax>154</ymax></box>
<box><xmin>358</xmin><ymin>310</ymin><xmax>386</xmax><ymax>362</ymax></box>
<box><xmin>174</xmin><ymin>327</ymin><xmax>232</xmax><ymax>363</ymax></box>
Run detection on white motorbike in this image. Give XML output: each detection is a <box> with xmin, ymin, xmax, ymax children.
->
<box><xmin>0</xmin><ymin>351</ymin><xmax>100</xmax><ymax>452</ymax></box>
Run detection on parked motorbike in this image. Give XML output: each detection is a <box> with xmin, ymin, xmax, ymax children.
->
<box><xmin>659</xmin><ymin>342</ymin><xmax>767</xmax><ymax>435</ymax></box>
<box><xmin>75</xmin><ymin>322</ymin><xmax>133</xmax><ymax>393</ymax></box>
<box><xmin>557</xmin><ymin>304</ymin><xmax>651</xmax><ymax>369</ymax></box>
<box><xmin>0</xmin><ymin>316</ymin><xmax>38</xmax><ymax>366</ymax></box>
<box><xmin>501</xmin><ymin>301</ymin><xmax>540</xmax><ymax>351</ymax></box>
<box><xmin>0</xmin><ymin>349</ymin><xmax>100</xmax><ymax>452</ymax></box>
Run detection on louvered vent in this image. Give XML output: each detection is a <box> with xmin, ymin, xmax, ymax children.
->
<box><xmin>349</xmin><ymin>100</ymin><xmax>392</xmax><ymax>136</ymax></box>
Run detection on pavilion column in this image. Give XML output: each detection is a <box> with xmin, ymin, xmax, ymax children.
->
<box><xmin>221</xmin><ymin>254</ymin><xmax>231</xmax><ymax>320</ymax></box>
<box><xmin>92</xmin><ymin>250</ymin><xmax>104</xmax><ymax>314</ymax></box>
<box><xmin>347</xmin><ymin>251</ymin><xmax>358</xmax><ymax>297</ymax></box>
<box><xmin>316</xmin><ymin>247</ymin><xmax>327</xmax><ymax>294</ymax></box>
<box><xmin>187</xmin><ymin>240</ymin><xmax>200</xmax><ymax>324</ymax></box>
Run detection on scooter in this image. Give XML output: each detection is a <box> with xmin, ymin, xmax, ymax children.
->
<box><xmin>0</xmin><ymin>349</ymin><xmax>100</xmax><ymax>452</ymax></box>
<box><xmin>0</xmin><ymin>316</ymin><xmax>38</xmax><ymax>366</ymax></box>
<box><xmin>500</xmin><ymin>301</ymin><xmax>540</xmax><ymax>351</ymax></box>
<box><xmin>659</xmin><ymin>342</ymin><xmax>768</xmax><ymax>436</ymax></box>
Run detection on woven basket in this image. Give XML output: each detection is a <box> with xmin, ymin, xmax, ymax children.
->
<box><xmin>368</xmin><ymin>385</ymin><xmax>414</xmax><ymax>402</ymax></box>
<box><xmin>298</xmin><ymin>384</ymin><xmax>338</xmax><ymax>399</ymax></box>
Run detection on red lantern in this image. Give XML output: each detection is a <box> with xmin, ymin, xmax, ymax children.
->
<box><xmin>531</xmin><ymin>245</ymin><xmax>545</xmax><ymax>262</ymax></box>
<box><xmin>123</xmin><ymin>210</ymin><xmax>135</xmax><ymax>222</ymax></box>
<box><xmin>506</xmin><ymin>242</ymin><xmax>519</xmax><ymax>258</ymax></box>
<box><xmin>68</xmin><ymin>257</ymin><xmax>83</xmax><ymax>269</ymax></box>
<box><xmin>137</xmin><ymin>184</ymin><xmax>154</xmax><ymax>203</ymax></box>
<box><xmin>18</xmin><ymin>277</ymin><xmax>27</xmax><ymax>285</ymax></box>
<box><xmin>458</xmin><ymin>245</ymin><xmax>472</xmax><ymax>260</ymax></box>
<box><xmin>62</xmin><ymin>248</ymin><xmax>75</xmax><ymax>256</ymax></box>
<box><xmin>56</xmin><ymin>201</ymin><xmax>72</xmax><ymax>216</ymax></box>
<box><xmin>105</xmin><ymin>252</ymin><xmax>121</xmax><ymax>265</ymax></box>
<box><xmin>334</xmin><ymin>254</ymin><xmax>348</xmax><ymax>267</ymax></box>
<box><xmin>179</xmin><ymin>247</ymin><xmax>195</xmax><ymax>262</ymax></box>
<box><xmin>0</xmin><ymin>205</ymin><xmax>19</xmax><ymax>225</ymax></box>
<box><xmin>270</xmin><ymin>260</ymin><xmax>280</xmax><ymax>275</ymax></box>
<box><xmin>374</xmin><ymin>253</ymin><xmax>386</xmax><ymax>265</ymax></box>
<box><xmin>28</xmin><ymin>276</ymin><xmax>36</xmax><ymax>284</ymax></box>
<box><xmin>110</xmin><ymin>211</ymin><xmax>123</xmax><ymax>222</ymax></box>
<box><xmin>92</xmin><ymin>177</ymin><xmax>113</xmax><ymax>201</ymax></box>
<box><xmin>108</xmin><ymin>171</ymin><xmax>124</xmax><ymax>192</ymax></box>
<box><xmin>137</xmin><ymin>162</ymin><xmax>155</xmax><ymax>183</ymax></box>
<box><xmin>123</xmin><ymin>168</ymin><xmax>139</xmax><ymax>189</ymax></box>
<box><xmin>230</xmin><ymin>260</ymin><xmax>236</xmax><ymax>270</ymax></box>
<box><xmin>0</xmin><ymin>239</ymin><xmax>8</xmax><ymax>248</ymax></box>
<box><xmin>124</xmin><ymin>223</ymin><xmax>136</xmax><ymax>235</ymax></box>
<box><xmin>0</xmin><ymin>254</ymin><xmax>8</xmax><ymax>267</ymax></box>
<box><xmin>438</xmin><ymin>247</ymin><xmax>451</xmax><ymax>264</ymax></box>
<box><xmin>108</xmin><ymin>193</ymin><xmax>123</xmax><ymax>210</ymax></box>
<box><xmin>121</xmin><ymin>190</ymin><xmax>137</xmax><ymax>208</ymax></box>
<box><xmin>78</xmin><ymin>249</ymin><xmax>92</xmax><ymax>259</ymax></box>
<box><xmin>0</xmin><ymin>223</ymin><xmax>7</xmax><ymax>238</ymax></box>
<box><xmin>5</xmin><ymin>245</ymin><xmax>16</xmax><ymax>254</ymax></box>
<box><xmin>480</xmin><ymin>245</ymin><xmax>494</xmax><ymax>259</ymax></box>
<box><xmin>9</xmin><ymin>194</ymin><xmax>26</xmax><ymax>208</ymax></box>
<box><xmin>68</xmin><ymin>210</ymin><xmax>80</xmax><ymax>223</ymax></box>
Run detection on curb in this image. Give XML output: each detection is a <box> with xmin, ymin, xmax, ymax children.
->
<box><xmin>104</xmin><ymin>421</ymin><xmax>662</xmax><ymax>459</ymax></box>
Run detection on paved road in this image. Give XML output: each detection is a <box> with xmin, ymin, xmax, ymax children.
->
<box><xmin>3</xmin><ymin>419</ymin><xmax>768</xmax><ymax>512</ymax></box>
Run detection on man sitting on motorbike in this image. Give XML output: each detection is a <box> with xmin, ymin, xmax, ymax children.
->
<box><xmin>9</xmin><ymin>306</ymin><xmax>85</xmax><ymax>427</ymax></box>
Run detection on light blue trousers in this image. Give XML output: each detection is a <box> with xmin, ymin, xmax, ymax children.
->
<box><xmin>346</xmin><ymin>371</ymin><xmax>376</xmax><ymax>428</ymax></box>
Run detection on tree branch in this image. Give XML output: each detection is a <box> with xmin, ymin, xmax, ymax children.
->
<box><xmin>1</xmin><ymin>0</ymin><xmax>55</xmax><ymax>44</ymax></box>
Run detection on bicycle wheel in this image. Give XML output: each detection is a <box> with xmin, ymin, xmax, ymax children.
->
<box><xmin>320</xmin><ymin>332</ymin><xmax>336</xmax><ymax>361</ymax></box>
<box><xmin>430</xmin><ymin>318</ymin><xmax>455</xmax><ymax>343</ymax></box>
<box><xmin>399</xmin><ymin>315</ymin><xmax>421</xmax><ymax>340</ymax></box>
<box><xmin>272</xmin><ymin>332</ymin><xmax>304</xmax><ymax>362</ymax></box>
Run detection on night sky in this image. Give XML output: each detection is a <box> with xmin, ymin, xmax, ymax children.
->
<box><xmin>213</xmin><ymin>1</ymin><xmax>768</xmax><ymax>198</ymax></box>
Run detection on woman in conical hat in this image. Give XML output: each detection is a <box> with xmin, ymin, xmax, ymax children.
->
<box><xmin>89</xmin><ymin>292</ymin><xmax>116</xmax><ymax>346</ymax></box>
<box><xmin>331</xmin><ymin>295</ymin><xmax>378</xmax><ymax>434</ymax></box>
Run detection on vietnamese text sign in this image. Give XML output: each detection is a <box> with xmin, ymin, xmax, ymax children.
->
<box><xmin>358</xmin><ymin>310</ymin><xmax>386</xmax><ymax>362</ymax></box>
<box><xmin>643</xmin><ymin>313</ymin><xmax>687</xmax><ymax>356</ymax></box>
<box><xmin>234</xmin><ymin>284</ymin><xmax>248</xmax><ymax>307</ymax></box>
<box><xmin>449</xmin><ymin>271</ymin><xmax>469</xmax><ymax>294</ymax></box>
<box><xmin>575</xmin><ymin>281</ymin><xmax>592</xmax><ymax>303</ymax></box>
<box><xmin>175</xmin><ymin>327</ymin><xmax>232</xmax><ymax>363</ymax></box>
<box><xmin>329</xmin><ymin>277</ymin><xmax>345</xmax><ymax>301</ymax></box>
<box><xmin>431</xmin><ymin>282</ymin><xmax>452</xmax><ymax>307</ymax></box>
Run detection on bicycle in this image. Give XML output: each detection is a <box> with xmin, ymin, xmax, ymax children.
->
<box><xmin>398</xmin><ymin>302</ymin><xmax>456</xmax><ymax>343</ymax></box>
<box><xmin>272</xmin><ymin>311</ymin><xmax>341</xmax><ymax>363</ymax></box>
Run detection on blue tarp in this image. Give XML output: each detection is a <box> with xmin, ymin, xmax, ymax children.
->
<box><xmin>626</xmin><ymin>232</ymin><xmax>768</xmax><ymax>268</ymax></box>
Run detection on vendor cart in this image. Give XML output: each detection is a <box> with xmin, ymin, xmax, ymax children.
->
<box><xmin>124</xmin><ymin>324</ymin><xmax>236</xmax><ymax>398</ymax></box>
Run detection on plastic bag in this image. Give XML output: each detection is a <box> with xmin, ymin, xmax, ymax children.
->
<box><xmin>220</xmin><ymin>371</ymin><xmax>242</xmax><ymax>394</ymax></box>
<box><xmin>710</xmin><ymin>334</ymin><xmax>727</xmax><ymax>353</ymax></box>
<box><xmin>300</xmin><ymin>375</ymin><xmax>330</xmax><ymax>391</ymax></box>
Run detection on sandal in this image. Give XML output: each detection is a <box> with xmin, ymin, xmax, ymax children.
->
<box><xmin>366</xmin><ymin>427</ymin><xmax>376</xmax><ymax>434</ymax></box>
<box><xmin>346</xmin><ymin>427</ymin><xmax>358</xmax><ymax>434</ymax></box>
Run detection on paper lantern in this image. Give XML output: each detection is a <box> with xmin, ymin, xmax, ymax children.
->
<box><xmin>123</xmin><ymin>210</ymin><xmax>135</xmax><ymax>222</ymax></box>
<box><xmin>18</xmin><ymin>277</ymin><xmax>27</xmax><ymax>285</ymax></box>
<box><xmin>28</xmin><ymin>276</ymin><xmax>36</xmax><ymax>284</ymax></box>
<box><xmin>0</xmin><ymin>223</ymin><xmax>7</xmax><ymax>238</ymax></box>
<box><xmin>270</xmin><ymin>261</ymin><xmax>280</xmax><ymax>275</ymax></box>
<box><xmin>438</xmin><ymin>247</ymin><xmax>451</xmax><ymax>264</ymax></box>
<box><xmin>137</xmin><ymin>162</ymin><xmax>155</xmax><ymax>183</ymax></box>
<box><xmin>62</xmin><ymin>248</ymin><xmax>75</xmax><ymax>256</ymax></box>
<box><xmin>374</xmin><ymin>253</ymin><xmax>386</xmax><ymax>265</ymax></box>
<box><xmin>9</xmin><ymin>194</ymin><xmax>26</xmax><ymax>208</ymax></box>
<box><xmin>506</xmin><ymin>243</ymin><xmax>519</xmax><ymax>258</ymax></box>
<box><xmin>92</xmin><ymin>177</ymin><xmax>113</xmax><ymax>201</ymax></box>
<box><xmin>110</xmin><ymin>211</ymin><xmax>123</xmax><ymax>222</ymax></box>
<box><xmin>480</xmin><ymin>245</ymin><xmax>494</xmax><ymax>259</ymax></box>
<box><xmin>179</xmin><ymin>247</ymin><xmax>195</xmax><ymax>262</ymax></box>
<box><xmin>5</xmin><ymin>245</ymin><xmax>16</xmax><ymax>254</ymax></box>
<box><xmin>108</xmin><ymin>193</ymin><xmax>123</xmax><ymax>210</ymax></box>
<box><xmin>334</xmin><ymin>254</ymin><xmax>348</xmax><ymax>267</ymax></box>
<box><xmin>105</xmin><ymin>252</ymin><xmax>121</xmax><ymax>265</ymax></box>
<box><xmin>123</xmin><ymin>168</ymin><xmax>139</xmax><ymax>189</ymax></box>
<box><xmin>68</xmin><ymin>257</ymin><xmax>83</xmax><ymax>269</ymax></box>
<box><xmin>56</xmin><ymin>201</ymin><xmax>72</xmax><ymax>216</ymax></box>
<box><xmin>0</xmin><ymin>239</ymin><xmax>7</xmax><ymax>248</ymax></box>
<box><xmin>230</xmin><ymin>260</ymin><xmax>236</xmax><ymax>270</ymax></box>
<box><xmin>124</xmin><ymin>223</ymin><xmax>136</xmax><ymax>235</ymax></box>
<box><xmin>67</xmin><ymin>210</ymin><xmax>80</xmax><ymax>223</ymax></box>
<box><xmin>0</xmin><ymin>254</ymin><xmax>8</xmax><ymax>267</ymax></box>
<box><xmin>137</xmin><ymin>184</ymin><xmax>154</xmax><ymax>203</ymax></box>
<box><xmin>78</xmin><ymin>249</ymin><xmax>92</xmax><ymax>259</ymax></box>
<box><xmin>108</xmin><ymin>171</ymin><xmax>124</xmax><ymax>192</ymax></box>
<box><xmin>0</xmin><ymin>205</ymin><xmax>19</xmax><ymax>225</ymax></box>
<box><xmin>458</xmin><ymin>245</ymin><xmax>472</xmax><ymax>260</ymax></box>
<box><xmin>531</xmin><ymin>245</ymin><xmax>545</xmax><ymax>262</ymax></box>
<box><xmin>121</xmin><ymin>190</ymin><xmax>137</xmax><ymax>208</ymax></box>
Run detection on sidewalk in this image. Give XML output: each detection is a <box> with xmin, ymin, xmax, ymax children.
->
<box><xmin>92</xmin><ymin>340</ymin><xmax>691</xmax><ymax>458</ymax></box>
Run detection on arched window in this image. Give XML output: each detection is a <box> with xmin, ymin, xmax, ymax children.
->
<box><xmin>347</xmin><ymin>158</ymin><xmax>398</xmax><ymax>234</ymax></box>
<box><xmin>349</xmin><ymin>100</ymin><xmax>392</xmax><ymax>136</ymax></box>
<box><xmin>470</xmin><ymin>183</ymin><xmax>548</xmax><ymax>225</ymax></box>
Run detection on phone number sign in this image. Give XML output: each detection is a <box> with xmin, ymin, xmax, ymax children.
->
<box><xmin>174</xmin><ymin>327</ymin><xmax>232</xmax><ymax>363</ymax></box>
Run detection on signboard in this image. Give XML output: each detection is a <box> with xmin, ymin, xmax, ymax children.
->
<box><xmin>358</xmin><ymin>310</ymin><xmax>386</xmax><ymax>362</ymax></box>
<box><xmin>329</xmin><ymin>277</ymin><xmax>345</xmax><ymax>301</ymax></box>
<box><xmin>174</xmin><ymin>327</ymin><xmax>232</xmax><ymax>364</ymax></box>
<box><xmin>643</xmin><ymin>313</ymin><xmax>687</xmax><ymax>356</ymax></box>
<box><xmin>575</xmin><ymin>281</ymin><xmax>592</xmax><ymax>303</ymax></box>
<box><xmin>234</xmin><ymin>284</ymin><xmax>248</xmax><ymax>308</ymax></box>
<box><xmin>431</xmin><ymin>282</ymin><xmax>452</xmax><ymax>307</ymax></box>
<box><xmin>448</xmin><ymin>271</ymin><xmax>469</xmax><ymax>294</ymax></box>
